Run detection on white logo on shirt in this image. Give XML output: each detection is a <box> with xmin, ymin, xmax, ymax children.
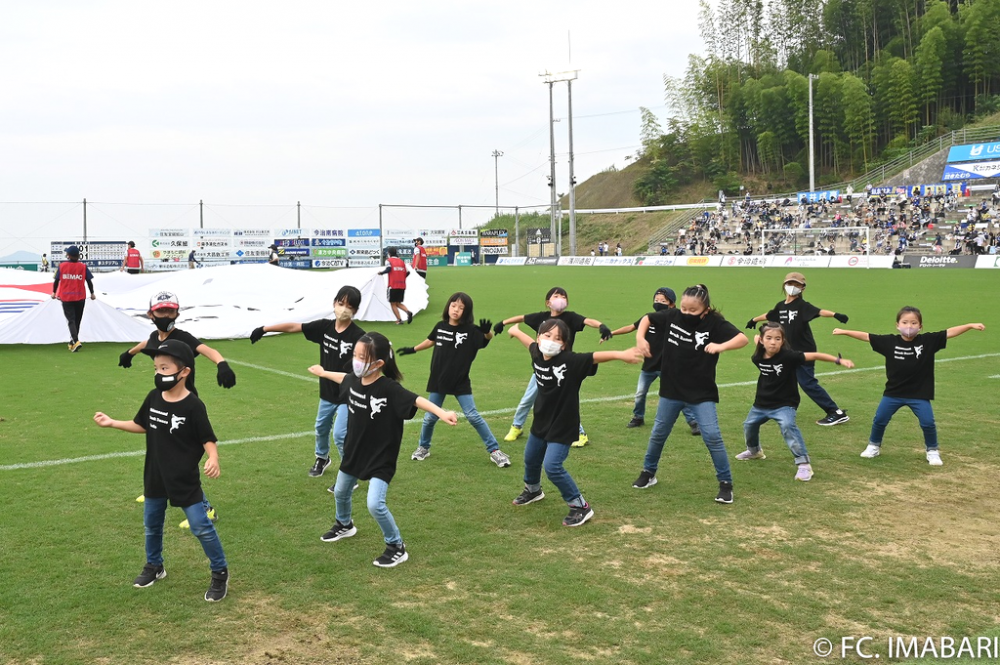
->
<box><xmin>694</xmin><ymin>332</ymin><xmax>710</xmax><ymax>349</ymax></box>
<box><xmin>339</xmin><ymin>341</ymin><xmax>353</xmax><ymax>357</ymax></box>
<box><xmin>773</xmin><ymin>364</ymin><xmax>783</xmax><ymax>376</ymax></box>
<box><xmin>370</xmin><ymin>396</ymin><xmax>387</xmax><ymax>419</ymax></box>
<box><xmin>787</xmin><ymin>311</ymin><xmax>798</xmax><ymax>322</ymax></box>
<box><xmin>455</xmin><ymin>332</ymin><xmax>468</xmax><ymax>347</ymax></box>
<box><xmin>170</xmin><ymin>414</ymin><xmax>186</xmax><ymax>433</ymax></box>
<box><xmin>914</xmin><ymin>345</ymin><xmax>923</xmax><ymax>358</ymax></box>
<box><xmin>552</xmin><ymin>364</ymin><xmax>567</xmax><ymax>386</ymax></box>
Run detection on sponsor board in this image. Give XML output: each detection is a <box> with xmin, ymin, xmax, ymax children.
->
<box><xmin>194</xmin><ymin>250</ymin><xmax>231</xmax><ymax>260</ymax></box>
<box><xmin>312</xmin><ymin>259</ymin><xmax>348</xmax><ymax>269</ymax></box>
<box><xmin>495</xmin><ymin>257</ymin><xmax>527</xmax><ymax>266</ymax></box>
<box><xmin>275</xmin><ymin>228</ymin><xmax>304</xmax><ymax>238</ymax></box>
<box><xmin>283</xmin><ymin>259</ymin><xmax>313</xmax><ymax>269</ymax></box>
<box><xmin>145</xmin><ymin>262</ymin><xmax>188</xmax><ymax>271</ymax></box>
<box><xmin>636</xmin><ymin>256</ymin><xmax>676</xmax><ymax>266</ymax></box>
<box><xmin>828</xmin><ymin>256</ymin><xmax>894</xmax><ymax>268</ymax></box>
<box><xmin>682</xmin><ymin>256</ymin><xmax>724</xmax><ymax>267</ymax></box>
<box><xmin>150</xmin><ymin>238</ymin><xmax>191</xmax><ymax>249</ymax></box>
<box><xmin>425</xmin><ymin>246</ymin><xmax>448</xmax><ymax>256</ymax></box>
<box><xmin>766</xmin><ymin>255</ymin><xmax>831</xmax><ymax>268</ymax></box>
<box><xmin>479</xmin><ymin>237</ymin><xmax>509</xmax><ymax>246</ymax></box>
<box><xmin>348</xmin><ymin>247</ymin><xmax>381</xmax><ymax>257</ymax></box>
<box><xmin>310</xmin><ymin>238</ymin><xmax>346</xmax><ymax>247</ymax></box>
<box><xmin>311</xmin><ymin>248</ymin><xmax>348</xmax><ymax>258</ymax></box>
<box><xmin>942</xmin><ymin>161</ymin><xmax>1000</xmax><ymax>180</ymax></box>
<box><xmin>480</xmin><ymin>246</ymin><xmax>509</xmax><ymax>255</ymax></box>
<box><xmin>976</xmin><ymin>256</ymin><xmax>1000</xmax><ymax>269</ymax></box>
<box><xmin>426</xmin><ymin>256</ymin><xmax>448</xmax><ymax>267</ymax></box>
<box><xmin>347</xmin><ymin>228</ymin><xmax>381</xmax><ymax>238</ymax></box>
<box><xmin>233</xmin><ymin>228</ymin><xmax>270</xmax><ymax>237</ymax></box>
<box><xmin>449</xmin><ymin>236</ymin><xmax>479</xmax><ymax>246</ymax></box>
<box><xmin>947</xmin><ymin>142</ymin><xmax>1000</xmax><ymax>163</ymax></box>
<box><xmin>797</xmin><ymin>189</ymin><xmax>840</xmax><ymax>203</ymax></box>
<box><xmin>524</xmin><ymin>257</ymin><xmax>559</xmax><ymax>266</ymax></box>
<box><xmin>420</xmin><ymin>236</ymin><xmax>447</xmax><ymax>246</ymax></box>
<box><xmin>150</xmin><ymin>250</ymin><xmax>189</xmax><ymax>260</ymax></box>
<box><xmin>902</xmin><ymin>255</ymin><xmax>978</xmax><ymax>268</ymax></box>
<box><xmin>348</xmin><ymin>258</ymin><xmax>380</xmax><ymax>267</ymax></box>
<box><xmin>149</xmin><ymin>228</ymin><xmax>189</xmax><ymax>237</ymax></box>
<box><xmin>235</xmin><ymin>239</ymin><xmax>268</xmax><ymax>248</ymax></box>
<box><xmin>479</xmin><ymin>228</ymin><xmax>508</xmax><ymax>238</ymax></box>
<box><xmin>274</xmin><ymin>238</ymin><xmax>310</xmax><ymax>247</ymax></box>
<box><xmin>594</xmin><ymin>256</ymin><xmax>638</xmax><ymax>266</ymax></box>
<box><xmin>454</xmin><ymin>252</ymin><xmax>473</xmax><ymax>266</ymax></box>
<box><xmin>192</xmin><ymin>228</ymin><xmax>231</xmax><ymax>238</ymax></box>
<box><xmin>275</xmin><ymin>247</ymin><xmax>310</xmax><ymax>257</ymax></box>
<box><xmin>232</xmin><ymin>249</ymin><xmax>270</xmax><ymax>259</ymax></box>
<box><xmin>231</xmin><ymin>258</ymin><xmax>269</xmax><ymax>265</ymax></box>
<box><xmin>196</xmin><ymin>239</ymin><xmax>232</xmax><ymax>248</ymax></box>
<box><xmin>312</xmin><ymin>229</ymin><xmax>345</xmax><ymax>238</ymax></box>
<box><xmin>0</xmin><ymin>263</ymin><xmax>38</xmax><ymax>271</ymax></box>
<box><xmin>449</xmin><ymin>229</ymin><xmax>478</xmax><ymax>238</ymax></box>
<box><xmin>720</xmin><ymin>256</ymin><xmax>769</xmax><ymax>267</ymax></box>
<box><xmin>557</xmin><ymin>256</ymin><xmax>596</xmax><ymax>266</ymax></box>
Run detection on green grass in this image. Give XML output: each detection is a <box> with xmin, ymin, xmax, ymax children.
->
<box><xmin>2</xmin><ymin>267</ymin><xmax>999</xmax><ymax>664</ymax></box>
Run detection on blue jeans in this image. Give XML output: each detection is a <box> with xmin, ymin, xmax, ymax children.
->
<box><xmin>797</xmin><ymin>364</ymin><xmax>839</xmax><ymax>414</ymax></box>
<box><xmin>743</xmin><ymin>405</ymin><xmax>810</xmax><ymax>464</ymax></box>
<box><xmin>332</xmin><ymin>471</ymin><xmax>401</xmax><ymax>545</ymax></box>
<box><xmin>633</xmin><ymin>371</ymin><xmax>697</xmax><ymax>426</ymax></box>
<box><xmin>315</xmin><ymin>400</ymin><xmax>348</xmax><ymax>460</ymax></box>
<box><xmin>868</xmin><ymin>396</ymin><xmax>938</xmax><ymax>450</ymax></box>
<box><xmin>419</xmin><ymin>393</ymin><xmax>498</xmax><ymax>452</ymax></box>
<box><xmin>513</xmin><ymin>376</ymin><xmax>585</xmax><ymax>435</ymax></box>
<box><xmin>642</xmin><ymin>398</ymin><xmax>732</xmax><ymax>483</ymax></box>
<box><xmin>144</xmin><ymin>496</ymin><xmax>227</xmax><ymax>571</ymax></box>
<box><xmin>523</xmin><ymin>433</ymin><xmax>582</xmax><ymax>504</ymax></box>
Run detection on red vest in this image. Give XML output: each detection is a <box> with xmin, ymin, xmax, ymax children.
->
<box><xmin>387</xmin><ymin>257</ymin><xmax>408</xmax><ymax>289</ymax></box>
<box><xmin>125</xmin><ymin>247</ymin><xmax>142</xmax><ymax>268</ymax></box>
<box><xmin>413</xmin><ymin>246</ymin><xmax>427</xmax><ymax>271</ymax></box>
<box><xmin>56</xmin><ymin>261</ymin><xmax>88</xmax><ymax>301</ymax></box>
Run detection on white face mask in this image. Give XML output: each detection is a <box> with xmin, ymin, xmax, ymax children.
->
<box><xmin>784</xmin><ymin>285</ymin><xmax>803</xmax><ymax>296</ymax></box>
<box><xmin>538</xmin><ymin>339</ymin><xmax>563</xmax><ymax>356</ymax></box>
<box><xmin>352</xmin><ymin>359</ymin><xmax>380</xmax><ymax>378</ymax></box>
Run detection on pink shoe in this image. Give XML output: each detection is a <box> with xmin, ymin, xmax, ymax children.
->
<box><xmin>795</xmin><ymin>464</ymin><xmax>813</xmax><ymax>482</ymax></box>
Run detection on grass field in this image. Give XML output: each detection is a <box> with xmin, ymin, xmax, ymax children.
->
<box><xmin>1</xmin><ymin>266</ymin><xmax>998</xmax><ymax>665</ymax></box>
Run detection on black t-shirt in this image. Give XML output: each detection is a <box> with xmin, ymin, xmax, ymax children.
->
<box><xmin>523</xmin><ymin>310</ymin><xmax>587</xmax><ymax>349</ymax></box>
<box><xmin>752</xmin><ymin>348</ymin><xmax>808</xmax><ymax>409</ymax></box>
<box><xmin>648</xmin><ymin>308</ymin><xmax>742</xmax><ymax>403</ymax></box>
<box><xmin>635</xmin><ymin>312</ymin><xmax>664</xmax><ymax>372</ymax></box>
<box><xmin>134</xmin><ymin>389</ymin><xmax>217</xmax><ymax>508</ymax></box>
<box><xmin>425</xmin><ymin>322</ymin><xmax>489</xmax><ymax>395</ymax></box>
<box><xmin>141</xmin><ymin>329</ymin><xmax>202</xmax><ymax>396</ymax></box>
<box><xmin>765</xmin><ymin>298</ymin><xmax>822</xmax><ymax>357</ymax></box>
<box><xmin>339</xmin><ymin>375</ymin><xmax>419</xmax><ymax>482</ymax></box>
<box><xmin>301</xmin><ymin>319</ymin><xmax>366</xmax><ymax>403</ymax></box>
<box><xmin>528</xmin><ymin>343</ymin><xmax>597</xmax><ymax>445</ymax></box>
<box><xmin>869</xmin><ymin>331</ymin><xmax>947</xmax><ymax>400</ymax></box>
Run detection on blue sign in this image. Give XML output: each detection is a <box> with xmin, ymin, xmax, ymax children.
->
<box><xmin>284</xmin><ymin>260</ymin><xmax>313</xmax><ymax>269</ymax></box>
<box><xmin>942</xmin><ymin>161</ymin><xmax>1000</xmax><ymax>180</ymax></box>
<box><xmin>276</xmin><ymin>247</ymin><xmax>310</xmax><ymax>256</ymax></box>
<box><xmin>310</xmin><ymin>238</ymin><xmax>346</xmax><ymax>247</ymax></box>
<box><xmin>274</xmin><ymin>238</ymin><xmax>309</xmax><ymax>247</ymax></box>
<box><xmin>946</xmin><ymin>142</ymin><xmax>1000</xmax><ymax>163</ymax></box>
<box><xmin>347</xmin><ymin>229</ymin><xmax>380</xmax><ymax>238</ymax></box>
<box><xmin>797</xmin><ymin>190</ymin><xmax>840</xmax><ymax>203</ymax></box>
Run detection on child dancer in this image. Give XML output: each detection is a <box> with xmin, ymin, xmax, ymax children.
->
<box><xmin>398</xmin><ymin>292</ymin><xmax>510</xmax><ymax>467</ymax></box>
<box><xmin>745</xmin><ymin>272</ymin><xmax>850</xmax><ymax>426</ymax></box>
<box><xmin>608</xmin><ymin>286</ymin><xmax>699</xmax><ymax>434</ymax></box>
<box><xmin>493</xmin><ymin>287</ymin><xmax>612</xmax><ymax>447</ymax></box>
<box><xmin>309</xmin><ymin>332</ymin><xmax>458</xmax><ymax>567</ymax></box>
<box><xmin>833</xmin><ymin>308</ymin><xmax>984</xmax><ymax>465</ymax></box>
<box><xmin>507</xmin><ymin>320</ymin><xmax>641</xmax><ymax>526</ymax></box>
<box><xmin>633</xmin><ymin>284</ymin><xmax>749</xmax><ymax>503</ymax></box>
<box><xmin>737</xmin><ymin>322</ymin><xmax>855</xmax><ymax>481</ymax></box>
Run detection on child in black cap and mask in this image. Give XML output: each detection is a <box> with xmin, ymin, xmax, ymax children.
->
<box><xmin>94</xmin><ymin>339</ymin><xmax>230</xmax><ymax>602</ymax></box>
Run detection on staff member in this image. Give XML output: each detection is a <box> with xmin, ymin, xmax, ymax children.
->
<box><xmin>122</xmin><ymin>241</ymin><xmax>144</xmax><ymax>274</ymax></box>
<box><xmin>378</xmin><ymin>247</ymin><xmax>412</xmax><ymax>325</ymax></box>
<box><xmin>52</xmin><ymin>245</ymin><xmax>96</xmax><ymax>352</ymax></box>
<box><xmin>412</xmin><ymin>238</ymin><xmax>428</xmax><ymax>279</ymax></box>
<box><xmin>268</xmin><ymin>244</ymin><xmax>280</xmax><ymax>266</ymax></box>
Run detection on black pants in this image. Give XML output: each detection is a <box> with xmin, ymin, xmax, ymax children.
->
<box><xmin>62</xmin><ymin>300</ymin><xmax>86</xmax><ymax>343</ymax></box>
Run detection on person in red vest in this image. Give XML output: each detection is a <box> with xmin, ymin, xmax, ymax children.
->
<box><xmin>412</xmin><ymin>237</ymin><xmax>428</xmax><ymax>280</ymax></box>
<box><xmin>121</xmin><ymin>241</ymin><xmax>144</xmax><ymax>274</ymax></box>
<box><xmin>51</xmin><ymin>245</ymin><xmax>96</xmax><ymax>352</ymax></box>
<box><xmin>378</xmin><ymin>247</ymin><xmax>412</xmax><ymax>325</ymax></box>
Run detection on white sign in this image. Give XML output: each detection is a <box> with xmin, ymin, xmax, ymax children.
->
<box><xmin>767</xmin><ymin>255</ymin><xmax>832</xmax><ymax>268</ymax></box>
<box><xmin>636</xmin><ymin>256</ymin><xmax>676</xmax><ymax>266</ymax></box>
<box><xmin>593</xmin><ymin>256</ymin><xmax>637</xmax><ymax>266</ymax></box>
<box><xmin>194</xmin><ymin>228</ymin><xmax>231</xmax><ymax>238</ymax></box>
<box><xmin>236</xmin><ymin>239</ymin><xmax>268</xmax><ymax>248</ymax></box>
<box><xmin>480</xmin><ymin>246</ymin><xmax>509</xmax><ymax>255</ymax></box>
<box><xmin>720</xmin><ymin>256</ymin><xmax>769</xmax><ymax>267</ymax></box>
<box><xmin>149</xmin><ymin>228</ymin><xmax>189</xmax><ymax>237</ymax></box>
<box><xmin>312</xmin><ymin>259</ymin><xmax>348</xmax><ymax>269</ymax></box>
<box><xmin>557</xmin><ymin>256</ymin><xmax>595</xmax><ymax>266</ymax></box>
<box><xmin>348</xmin><ymin>258</ymin><xmax>380</xmax><ymax>267</ymax></box>
<box><xmin>232</xmin><ymin>228</ymin><xmax>270</xmax><ymax>237</ymax></box>
<box><xmin>346</xmin><ymin>237</ymin><xmax>382</xmax><ymax>248</ymax></box>
<box><xmin>975</xmin><ymin>255</ymin><xmax>1000</xmax><ymax>269</ymax></box>
<box><xmin>196</xmin><ymin>239</ymin><xmax>232</xmax><ymax>248</ymax></box>
<box><xmin>275</xmin><ymin>228</ymin><xmax>305</xmax><ymax>238</ymax></box>
<box><xmin>312</xmin><ymin>229</ymin><xmax>345</xmax><ymax>237</ymax></box>
<box><xmin>151</xmin><ymin>238</ymin><xmax>191</xmax><ymax>249</ymax></box>
<box><xmin>495</xmin><ymin>257</ymin><xmax>527</xmax><ymax>266</ymax></box>
<box><xmin>348</xmin><ymin>247</ymin><xmax>381</xmax><ymax>257</ymax></box>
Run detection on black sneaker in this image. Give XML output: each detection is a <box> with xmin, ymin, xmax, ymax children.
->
<box><xmin>373</xmin><ymin>543</ymin><xmax>408</xmax><ymax>568</ymax></box>
<box><xmin>632</xmin><ymin>470</ymin><xmax>657</xmax><ymax>489</ymax></box>
<box><xmin>205</xmin><ymin>568</ymin><xmax>228</xmax><ymax>602</ymax></box>
<box><xmin>689</xmin><ymin>422</ymin><xmax>701</xmax><ymax>436</ymax></box>
<box><xmin>321</xmin><ymin>520</ymin><xmax>357</xmax><ymax>542</ymax></box>
<box><xmin>816</xmin><ymin>409</ymin><xmax>849</xmax><ymax>426</ymax></box>
<box><xmin>626</xmin><ymin>417</ymin><xmax>644</xmax><ymax>428</ymax></box>
<box><xmin>512</xmin><ymin>487</ymin><xmax>545</xmax><ymax>506</ymax></box>
<box><xmin>715</xmin><ymin>481</ymin><xmax>734</xmax><ymax>504</ymax></box>
<box><xmin>133</xmin><ymin>563</ymin><xmax>166</xmax><ymax>588</ymax></box>
<box><xmin>308</xmin><ymin>457</ymin><xmax>332</xmax><ymax>477</ymax></box>
<box><xmin>563</xmin><ymin>503</ymin><xmax>594</xmax><ymax>527</ymax></box>
<box><xmin>406</xmin><ymin>310</ymin><xmax>413</xmax><ymax>324</ymax></box>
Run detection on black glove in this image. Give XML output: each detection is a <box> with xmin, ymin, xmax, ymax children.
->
<box><xmin>399</xmin><ymin>346</ymin><xmax>416</xmax><ymax>355</ymax></box>
<box><xmin>250</xmin><ymin>326</ymin><xmax>265</xmax><ymax>344</ymax></box>
<box><xmin>479</xmin><ymin>319</ymin><xmax>492</xmax><ymax>335</ymax></box>
<box><xmin>118</xmin><ymin>351</ymin><xmax>133</xmax><ymax>368</ymax></box>
<box><xmin>217</xmin><ymin>361</ymin><xmax>236</xmax><ymax>388</ymax></box>
<box><xmin>599</xmin><ymin>324</ymin><xmax>612</xmax><ymax>341</ymax></box>
<box><xmin>493</xmin><ymin>321</ymin><xmax>505</xmax><ymax>335</ymax></box>
<box><xmin>745</xmin><ymin>319</ymin><xmax>757</xmax><ymax>330</ymax></box>
<box><xmin>833</xmin><ymin>312</ymin><xmax>849</xmax><ymax>324</ymax></box>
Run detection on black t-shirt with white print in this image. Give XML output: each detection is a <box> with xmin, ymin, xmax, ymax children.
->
<box><xmin>635</xmin><ymin>312</ymin><xmax>664</xmax><ymax>372</ymax></box>
<box><xmin>338</xmin><ymin>374</ymin><xmax>418</xmax><ymax>482</ymax></box>
<box><xmin>528</xmin><ymin>343</ymin><xmax>597</xmax><ymax>445</ymax></box>
<box><xmin>302</xmin><ymin>319</ymin><xmax>366</xmax><ymax>404</ymax></box>
<box><xmin>752</xmin><ymin>347</ymin><xmax>808</xmax><ymax>409</ymax></box>
<box><xmin>765</xmin><ymin>298</ymin><xmax>822</xmax><ymax>356</ymax></box>
<box><xmin>134</xmin><ymin>389</ymin><xmax>217</xmax><ymax>508</ymax></box>
<box><xmin>648</xmin><ymin>308</ymin><xmax>742</xmax><ymax>403</ymax></box>
<box><xmin>869</xmin><ymin>330</ymin><xmax>947</xmax><ymax>400</ymax></box>
<box><xmin>141</xmin><ymin>329</ymin><xmax>202</xmax><ymax>396</ymax></box>
<box><xmin>425</xmin><ymin>321</ymin><xmax>489</xmax><ymax>395</ymax></box>
<box><xmin>523</xmin><ymin>310</ymin><xmax>587</xmax><ymax>349</ymax></box>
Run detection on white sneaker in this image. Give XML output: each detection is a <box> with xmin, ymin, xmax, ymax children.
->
<box><xmin>860</xmin><ymin>444</ymin><xmax>881</xmax><ymax>458</ymax></box>
<box><xmin>926</xmin><ymin>450</ymin><xmax>943</xmax><ymax>466</ymax></box>
<box><xmin>489</xmin><ymin>450</ymin><xmax>511</xmax><ymax>468</ymax></box>
<box><xmin>735</xmin><ymin>449</ymin><xmax>766</xmax><ymax>461</ymax></box>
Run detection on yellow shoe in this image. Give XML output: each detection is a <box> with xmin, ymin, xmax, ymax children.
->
<box><xmin>571</xmin><ymin>434</ymin><xmax>589</xmax><ymax>448</ymax></box>
<box><xmin>135</xmin><ymin>494</ymin><xmax>145</xmax><ymax>503</ymax></box>
<box><xmin>503</xmin><ymin>426</ymin><xmax>522</xmax><ymax>442</ymax></box>
<box><xmin>179</xmin><ymin>519</ymin><xmax>190</xmax><ymax>529</ymax></box>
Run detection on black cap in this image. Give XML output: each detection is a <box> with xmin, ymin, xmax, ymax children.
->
<box><xmin>155</xmin><ymin>339</ymin><xmax>194</xmax><ymax>368</ymax></box>
<box><xmin>655</xmin><ymin>287</ymin><xmax>676</xmax><ymax>304</ymax></box>
<box><xmin>65</xmin><ymin>245</ymin><xmax>80</xmax><ymax>257</ymax></box>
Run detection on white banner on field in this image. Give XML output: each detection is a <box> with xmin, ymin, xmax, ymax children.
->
<box><xmin>495</xmin><ymin>257</ymin><xmax>527</xmax><ymax>266</ymax></box>
<box><xmin>828</xmin><ymin>256</ymin><xmax>893</xmax><ymax>268</ymax></box>
<box><xmin>557</xmin><ymin>256</ymin><xmax>595</xmax><ymax>266</ymax></box>
<box><xmin>720</xmin><ymin>256</ymin><xmax>769</xmax><ymax>267</ymax></box>
<box><xmin>593</xmin><ymin>256</ymin><xmax>638</xmax><ymax>266</ymax></box>
<box><xmin>676</xmin><ymin>256</ymin><xmax>724</xmax><ymax>267</ymax></box>
<box><xmin>767</xmin><ymin>255</ymin><xmax>832</xmax><ymax>269</ymax></box>
<box><xmin>975</xmin><ymin>255</ymin><xmax>1000</xmax><ymax>269</ymax></box>
<box><xmin>636</xmin><ymin>256</ymin><xmax>675</xmax><ymax>266</ymax></box>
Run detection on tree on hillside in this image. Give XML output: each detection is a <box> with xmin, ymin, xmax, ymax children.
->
<box><xmin>915</xmin><ymin>27</ymin><xmax>946</xmax><ymax>125</ymax></box>
<box><xmin>841</xmin><ymin>73</ymin><xmax>875</xmax><ymax>169</ymax></box>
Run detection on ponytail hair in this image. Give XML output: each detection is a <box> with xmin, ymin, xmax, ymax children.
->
<box><xmin>682</xmin><ymin>283</ymin><xmax>719</xmax><ymax>317</ymax></box>
<box><xmin>752</xmin><ymin>321</ymin><xmax>790</xmax><ymax>363</ymax></box>
<box><xmin>356</xmin><ymin>332</ymin><xmax>403</xmax><ymax>381</ymax></box>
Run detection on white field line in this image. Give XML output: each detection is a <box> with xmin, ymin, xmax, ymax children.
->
<box><xmin>4</xmin><ymin>352</ymin><xmax>998</xmax><ymax>472</ymax></box>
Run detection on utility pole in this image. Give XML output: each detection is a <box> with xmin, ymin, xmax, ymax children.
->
<box><xmin>492</xmin><ymin>149</ymin><xmax>503</xmax><ymax>218</ymax></box>
<box><xmin>82</xmin><ymin>198</ymin><xmax>87</xmax><ymax>243</ymax></box>
<box><xmin>540</xmin><ymin>69</ymin><xmax>580</xmax><ymax>257</ymax></box>
<box><xmin>546</xmin><ymin>79</ymin><xmax>557</xmax><ymax>247</ymax></box>
<box><xmin>808</xmin><ymin>73</ymin><xmax>819</xmax><ymax>193</ymax></box>
<box><xmin>567</xmin><ymin>78</ymin><xmax>577</xmax><ymax>256</ymax></box>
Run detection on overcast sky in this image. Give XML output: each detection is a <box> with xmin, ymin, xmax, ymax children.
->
<box><xmin>0</xmin><ymin>1</ymin><xmax>704</xmax><ymax>255</ymax></box>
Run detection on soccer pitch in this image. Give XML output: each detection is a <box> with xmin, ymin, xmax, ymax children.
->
<box><xmin>2</xmin><ymin>266</ymin><xmax>998</xmax><ymax>665</ymax></box>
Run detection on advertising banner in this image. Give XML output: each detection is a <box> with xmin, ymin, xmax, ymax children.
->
<box><xmin>149</xmin><ymin>229</ymin><xmax>189</xmax><ymax>238</ymax></box>
<box><xmin>233</xmin><ymin>228</ymin><xmax>270</xmax><ymax>237</ymax></box>
<box><xmin>235</xmin><ymin>238</ymin><xmax>269</xmax><ymax>248</ymax></box>
<box><xmin>946</xmin><ymin>142</ymin><xmax>1000</xmax><ymax>163</ymax></box>
<box><xmin>347</xmin><ymin>247</ymin><xmax>381</xmax><ymax>258</ymax></box>
<box><xmin>283</xmin><ymin>259</ymin><xmax>313</xmax><ymax>269</ymax></box>
<box><xmin>150</xmin><ymin>250</ymin><xmax>189</xmax><ymax>260</ymax></box>
<box><xmin>975</xmin><ymin>255</ymin><xmax>1000</xmax><ymax>269</ymax></box>
<box><xmin>348</xmin><ymin>258</ymin><xmax>380</xmax><ymax>267</ymax></box>
<box><xmin>274</xmin><ymin>238</ymin><xmax>310</xmax><ymax>248</ymax></box>
<box><xmin>426</xmin><ymin>256</ymin><xmax>448</xmax><ymax>267</ymax></box>
<box><xmin>312</xmin><ymin>259</ymin><xmax>348</xmax><ymax>269</ymax></box>
<box><xmin>454</xmin><ymin>252</ymin><xmax>473</xmax><ymax>266</ymax></box>
<box><xmin>193</xmin><ymin>228</ymin><xmax>232</xmax><ymax>238</ymax></box>
<box><xmin>636</xmin><ymin>256</ymin><xmax>676</xmax><ymax>266</ymax></box>
<box><xmin>274</xmin><ymin>228</ymin><xmax>304</xmax><ymax>238</ymax></box>
<box><xmin>479</xmin><ymin>229</ymin><xmax>508</xmax><ymax>247</ymax></box>
<box><xmin>480</xmin><ymin>246</ymin><xmax>509</xmax><ymax>255</ymax></box>
<box><xmin>151</xmin><ymin>237</ymin><xmax>191</xmax><ymax>249</ymax></box>
<box><xmin>495</xmin><ymin>257</ymin><xmax>528</xmax><ymax>266</ymax></box>
<box><xmin>232</xmin><ymin>249</ymin><xmax>269</xmax><ymax>260</ymax></box>
<box><xmin>720</xmin><ymin>256</ymin><xmax>769</xmax><ymax>267</ymax></box>
<box><xmin>425</xmin><ymin>246</ymin><xmax>448</xmax><ymax>256</ymax></box>
<box><xmin>310</xmin><ymin>238</ymin><xmax>346</xmax><ymax>247</ymax></box>
<box><xmin>680</xmin><ymin>256</ymin><xmax>724</xmax><ymax>267</ymax></box>
<box><xmin>902</xmin><ymin>255</ymin><xmax>978</xmax><ymax>268</ymax></box>
<box><xmin>311</xmin><ymin>247</ymin><xmax>348</xmax><ymax>258</ymax></box>
<box><xmin>593</xmin><ymin>256</ymin><xmax>637</xmax><ymax>266</ymax></box>
<box><xmin>797</xmin><ymin>190</ymin><xmax>840</xmax><ymax>203</ymax></box>
<box><xmin>312</xmin><ymin>229</ymin><xmax>345</xmax><ymax>238</ymax></box>
<box><xmin>449</xmin><ymin>229</ymin><xmax>479</xmax><ymax>246</ymax></box>
<box><xmin>274</xmin><ymin>247</ymin><xmax>310</xmax><ymax>257</ymax></box>
<box><xmin>195</xmin><ymin>238</ymin><xmax>232</xmax><ymax>249</ymax></box>
<box><xmin>194</xmin><ymin>249</ymin><xmax>232</xmax><ymax>262</ymax></box>
<box><xmin>418</xmin><ymin>229</ymin><xmax>448</xmax><ymax>246</ymax></box>
<box><xmin>524</xmin><ymin>257</ymin><xmax>558</xmax><ymax>266</ymax></box>
<box><xmin>828</xmin><ymin>256</ymin><xmax>893</xmax><ymax>268</ymax></box>
<box><xmin>347</xmin><ymin>229</ymin><xmax>381</xmax><ymax>239</ymax></box>
<box><xmin>557</xmin><ymin>256</ymin><xmax>595</xmax><ymax>266</ymax></box>
<box><xmin>942</xmin><ymin>161</ymin><xmax>1000</xmax><ymax>181</ymax></box>
<box><xmin>766</xmin><ymin>255</ymin><xmax>831</xmax><ymax>269</ymax></box>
